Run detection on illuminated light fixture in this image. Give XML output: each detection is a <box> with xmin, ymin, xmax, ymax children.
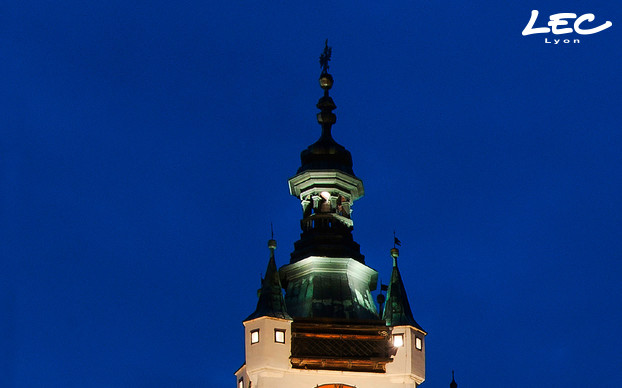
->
<box><xmin>415</xmin><ymin>336</ymin><xmax>423</xmax><ymax>350</ymax></box>
<box><xmin>274</xmin><ymin>329</ymin><xmax>286</xmax><ymax>344</ymax></box>
<box><xmin>320</xmin><ymin>191</ymin><xmax>331</xmax><ymax>201</ymax></box>
<box><xmin>250</xmin><ymin>329</ymin><xmax>259</xmax><ymax>344</ymax></box>
<box><xmin>393</xmin><ymin>333</ymin><xmax>404</xmax><ymax>347</ymax></box>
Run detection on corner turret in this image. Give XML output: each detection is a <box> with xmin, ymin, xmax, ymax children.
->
<box><xmin>384</xmin><ymin>244</ymin><xmax>427</xmax><ymax>385</ymax></box>
<box><xmin>245</xmin><ymin>239</ymin><xmax>291</xmax><ymax>321</ymax></box>
<box><xmin>383</xmin><ymin>247</ymin><xmax>424</xmax><ymax>330</ymax></box>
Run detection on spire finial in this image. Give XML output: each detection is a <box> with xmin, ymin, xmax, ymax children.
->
<box><xmin>319</xmin><ymin>39</ymin><xmax>332</xmax><ymax>75</ymax></box>
<box><xmin>450</xmin><ymin>370</ymin><xmax>457</xmax><ymax>388</ymax></box>
<box><xmin>391</xmin><ymin>232</ymin><xmax>401</xmax><ymax>266</ymax></box>
<box><xmin>317</xmin><ymin>40</ymin><xmax>336</xmax><ymax>136</ymax></box>
<box><xmin>268</xmin><ymin>223</ymin><xmax>277</xmax><ymax>251</ymax></box>
<box><xmin>318</xmin><ymin>40</ymin><xmax>334</xmax><ymax>95</ymax></box>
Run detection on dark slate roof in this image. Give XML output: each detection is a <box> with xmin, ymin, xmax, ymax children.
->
<box><xmin>297</xmin><ymin>129</ymin><xmax>355</xmax><ymax>175</ymax></box>
<box><xmin>296</xmin><ymin>78</ymin><xmax>356</xmax><ymax>176</ymax></box>
<box><xmin>383</xmin><ymin>259</ymin><xmax>424</xmax><ymax>331</ymax></box>
<box><xmin>245</xmin><ymin>247</ymin><xmax>291</xmax><ymax>321</ymax></box>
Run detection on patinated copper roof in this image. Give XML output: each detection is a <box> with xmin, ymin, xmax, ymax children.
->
<box><xmin>245</xmin><ymin>240</ymin><xmax>291</xmax><ymax>321</ymax></box>
<box><xmin>383</xmin><ymin>255</ymin><xmax>425</xmax><ymax>331</ymax></box>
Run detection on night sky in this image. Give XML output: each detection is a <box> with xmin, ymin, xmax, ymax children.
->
<box><xmin>2</xmin><ymin>1</ymin><xmax>621</xmax><ymax>387</ymax></box>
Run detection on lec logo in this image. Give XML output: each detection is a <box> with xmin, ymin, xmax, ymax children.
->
<box><xmin>522</xmin><ymin>10</ymin><xmax>612</xmax><ymax>36</ymax></box>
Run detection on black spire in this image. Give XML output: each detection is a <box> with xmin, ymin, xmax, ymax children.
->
<box><xmin>297</xmin><ymin>42</ymin><xmax>355</xmax><ymax>176</ymax></box>
<box><xmin>450</xmin><ymin>370</ymin><xmax>458</xmax><ymax>388</ymax></box>
<box><xmin>383</xmin><ymin>247</ymin><xmax>425</xmax><ymax>331</ymax></box>
<box><xmin>245</xmin><ymin>239</ymin><xmax>291</xmax><ymax>321</ymax></box>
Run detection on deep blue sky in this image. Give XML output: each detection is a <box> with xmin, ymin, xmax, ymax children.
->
<box><xmin>2</xmin><ymin>1</ymin><xmax>621</xmax><ymax>387</ymax></box>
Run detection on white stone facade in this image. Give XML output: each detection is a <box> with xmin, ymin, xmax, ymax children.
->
<box><xmin>235</xmin><ymin>317</ymin><xmax>425</xmax><ymax>388</ymax></box>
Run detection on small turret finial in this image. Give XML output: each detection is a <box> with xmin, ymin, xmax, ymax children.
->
<box><xmin>391</xmin><ymin>231</ymin><xmax>401</xmax><ymax>266</ymax></box>
<box><xmin>450</xmin><ymin>370</ymin><xmax>457</xmax><ymax>388</ymax></box>
<box><xmin>268</xmin><ymin>223</ymin><xmax>277</xmax><ymax>251</ymax></box>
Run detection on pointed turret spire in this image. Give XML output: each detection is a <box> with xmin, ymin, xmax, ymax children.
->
<box><xmin>245</xmin><ymin>238</ymin><xmax>291</xmax><ymax>321</ymax></box>
<box><xmin>383</xmin><ymin>246</ymin><xmax>425</xmax><ymax>331</ymax></box>
<box><xmin>450</xmin><ymin>370</ymin><xmax>458</xmax><ymax>388</ymax></box>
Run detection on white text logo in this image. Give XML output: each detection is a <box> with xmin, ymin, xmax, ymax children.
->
<box><xmin>522</xmin><ymin>10</ymin><xmax>612</xmax><ymax>44</ymax></box>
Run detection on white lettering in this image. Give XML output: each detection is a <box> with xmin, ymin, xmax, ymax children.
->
<box><xmin>524</xmin><ymin>10</ymin><xmax>613</xmax><ymax>37</ymax></box>
<box><xmin>548</xmin><ymin>13</ymin><xmax>576</xmax><ymax>34</ymax></box>
<box><xmin>574</xmin><ymin>13</ymin><xmax>613</xmax><ymax>35</ymax></box>
<box><xmin>523</xmin><ymin>10</ymin><xmax>550</xmax><ymax>35</ymax></box>
<box><xmin>544</xmin><ymin>38</ymin><xmax>580</xmax><ymax>44</ymax></box>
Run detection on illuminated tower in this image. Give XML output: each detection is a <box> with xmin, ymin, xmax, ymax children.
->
<box><xmin>235</xmin><ymin>43</ymin><xmax>426</xmax><ymax>388</ymax></box>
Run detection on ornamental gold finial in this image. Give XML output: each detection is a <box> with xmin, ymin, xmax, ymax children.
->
<box><xmin>318</xmin><ymin>40</ymin><xmax>334</xmax><ymax>93</ymax></box>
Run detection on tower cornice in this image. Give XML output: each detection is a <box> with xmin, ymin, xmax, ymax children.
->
<box><xmin>288</xmin><ymin>170</ymin><xmax>364</xmax><ymax>200</ymax></box>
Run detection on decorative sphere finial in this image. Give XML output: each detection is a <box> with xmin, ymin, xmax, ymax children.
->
<box><xmin>390</xmin><ymin>247</ymin><xmax>399</xmax><ymax>267</ymax></box>
<box><xmin>268</xmin><ymin>222</ymin><xmax>276</xmax><ymax>250</ymax></box>
<box><xmin>319</xmin><ymin>40</ymin><xmax>334</xmax><ymax>92</ymax></box>
<box><xmin>390</xmin><ymin>247</ymin><xmax>399</xmax><ymax>259</ymax></box>
<box><xmin>319</xmin><ymin>73</ymin><xmax>333</xmax><ymax>90</ymax></box>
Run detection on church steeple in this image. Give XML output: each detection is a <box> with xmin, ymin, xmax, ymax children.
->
<box><xmin>236</xmin><ymin>43</ymin><xmax>428</xmax><ymax>387</ymax></box>
<box><xmin>288</xmin><ymin>41</ymin><xmax>365</xmax><ymax>264</ymax></box>
<box><xmin>383</xmin><ymin>247</ymin><xmax>425</xmax><ymax>331</ymax></box>
<box><xmin>245</xmin><ymin>238</ymin><xmax>291</xmax><ymax>321</ymax></box>
<box><xmin>280</xmin><ymin>43</ymin><xmax>377</xmax><ymax>320</ymax></box>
